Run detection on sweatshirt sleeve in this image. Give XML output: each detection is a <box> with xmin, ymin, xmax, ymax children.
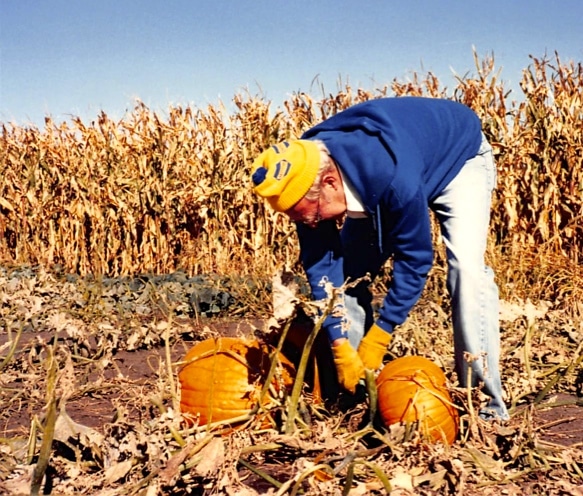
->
<box><xmin>375</xmin><ymin>186</ymin><xmax>434</xmax><ymax>332</ymax></box>
<box><xmin>295</xmin><ymin>220</ymin><xmax>348</xmax><ymax>341</ymax></box>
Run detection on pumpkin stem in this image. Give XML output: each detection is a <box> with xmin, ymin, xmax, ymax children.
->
<box><xmin>238</xmin><ymin>457</ymin><xmax>283</xmax><ymax>489</ymax></box>
<box><xmin>0</xmin><ymin>321</ymin><xmax>22</xmax><ymax>373</ymax></box>
<box><xmin>255</xmin><ymin>315</ymin><xmax>295</xmax><ymax>413</ymax></box>
<box><xmin>31</xmin><ymin>343</ymin><xmax>59</xmax><ymax>496</ymax></box>
<box><xmin>163</xmin><ymin>309</ymin><xmax>180</xmax><ymax>417</ymax></box>
<box><xmin>534</xmin><ymin>339</ymin><xmax>583</xmax><ymax>406</ymax></box>
<box><xmin>465</xmin><ymin>361</ymin><xmax>477</xmax><ymax>421</ymax></box>
<box><xmin>284</xmin><ymin>295</ymin><xmax>336</xmax><ymax>434</ymax></box>
<box><xmin>365</xmin><ymin>369</ymin><xmax>378</xmax><ymax>426</ymax></box>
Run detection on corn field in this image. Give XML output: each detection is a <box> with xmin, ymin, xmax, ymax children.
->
<box><xmin>0</xmin><ymin>52</ymin><xmax>582</xmax><ymax>307</ymax></box>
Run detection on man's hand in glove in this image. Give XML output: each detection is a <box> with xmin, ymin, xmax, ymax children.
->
<box><xmin>357</xmin><ymin>323</ymin><xmax>393</xmax><ymax>370</ymax></box>
<box><xmin>332</xmin><ymin>338</ymin><xmax>365</xmax><ymax>393</ymax></box>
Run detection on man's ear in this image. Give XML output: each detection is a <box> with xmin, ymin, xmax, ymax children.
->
<box><xmin>321</xmin><ymin>164</ymin><xmax>341</xmax><ymax>190</ymax></box>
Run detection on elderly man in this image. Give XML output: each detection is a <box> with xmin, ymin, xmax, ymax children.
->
<box><xmin>251</xmin><ymin>97</ymin><xmax>509</xmax><ymax>420</ymax></box>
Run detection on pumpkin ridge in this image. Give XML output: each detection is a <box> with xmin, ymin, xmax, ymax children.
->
<box><xmin>178</xmin><ymin>337</ymin><xmax>295</xmax><ymax>428</ymax></box>
<box><xmin>376</xmin><ymin>355</ymin><xmax>459</xmax><ymax>444</ymax></box>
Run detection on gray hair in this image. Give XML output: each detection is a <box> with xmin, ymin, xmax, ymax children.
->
<box><xmin>303</xmin><ymin>140</ymin><xmax>336</xmax><ymax>202</ymax></box>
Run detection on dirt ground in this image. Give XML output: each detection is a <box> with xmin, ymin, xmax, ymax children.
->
<box><xmin>2</xmin><ymin>320</ymin><xmax>582</xmax><ymax>448</ymax></box>
<box><xmin>2</xmin><ymin>268</ymin><xmax>583</xmax><ymax>495</ymax></box>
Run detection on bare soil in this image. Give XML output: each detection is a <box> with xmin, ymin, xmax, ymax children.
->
<box><xmin>1</xmin><ymin>267</ymin><xmax>582</xmax><ymax>494</ymax></box>
<box><xmin>2</xmin><ymin>320</ymin><xmax>582</xmax><ymax>448</ymax></box>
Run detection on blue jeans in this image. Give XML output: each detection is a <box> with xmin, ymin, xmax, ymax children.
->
<box><xmin>341</xmin><ymin>135</ymin><xmax>509</xmax><ymax>420</ymax></box>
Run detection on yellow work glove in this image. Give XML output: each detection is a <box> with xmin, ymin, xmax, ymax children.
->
<box><xmin>357</xmin><ymin>323</ymin><xmax>393</xmax><ymax>370</ymax></box>
<box><xmin>332</xmin><ymin>340</ymin><xmax>365</xmax><ymax>393</ymax></box>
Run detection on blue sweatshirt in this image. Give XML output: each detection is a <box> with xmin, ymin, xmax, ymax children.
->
<box><xmin>297</xmin><ymin>97</ymin><xmax>483</xmax><ymax>341</ymax></box>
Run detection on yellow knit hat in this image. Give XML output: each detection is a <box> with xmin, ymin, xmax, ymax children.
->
<box><xmin>251</xmin><ymin>140</ymin><xmax>320</xmax><ymax>212</ymax></box>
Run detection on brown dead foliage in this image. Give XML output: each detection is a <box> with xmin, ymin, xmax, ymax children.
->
<box><xmin>0</xmin><ymin>266</ymin><xmax>582</xmax><ymax>495</ymax></box>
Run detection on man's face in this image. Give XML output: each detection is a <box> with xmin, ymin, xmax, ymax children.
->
<box><xmin>285</xmin><ymin>160</ymin><xmax>347</xmax><ymax>228</ymax></box>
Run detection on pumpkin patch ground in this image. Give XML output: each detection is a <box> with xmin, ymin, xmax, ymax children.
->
<box><xmin>1</xmin><ymin>267</ymin><xmax>582</xmax><ymax>494</ymax></box>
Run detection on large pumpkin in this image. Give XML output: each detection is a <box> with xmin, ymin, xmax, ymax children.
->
<box><xmin>178</xmin><ymin>336</ymin><xmax>295</xmax><ymax>426</ymax></box>
<box><xmin>376</xmin><ymin>356</ymin><xmax>459</xmax><ymax>444</ymax></box>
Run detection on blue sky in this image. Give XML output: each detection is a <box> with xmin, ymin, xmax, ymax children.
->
<box><xmin>1</xmin><ymin>1</ymin><xmax>582</xmax><ymax>127</ymax></box>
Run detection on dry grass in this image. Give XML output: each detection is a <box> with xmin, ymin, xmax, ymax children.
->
<box><xmin>0</xmin><ymin>267</ymin><xmax>581</xmax><ymax>495</ymax></box>
<box><xmin>1</xmin><ymin>50</ymin><xmax>583</xmax><ymax>494</ymax></box>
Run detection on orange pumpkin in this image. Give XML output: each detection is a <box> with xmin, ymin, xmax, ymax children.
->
<box><xmin>178</xmin><ymin>336</ymin><xmax>295</xmax><ymax>427</ymax></box>
<box><xmin>376</xmin><ymin>356</ymin><xmax>459</xmax><ymax>444</ymax></box>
